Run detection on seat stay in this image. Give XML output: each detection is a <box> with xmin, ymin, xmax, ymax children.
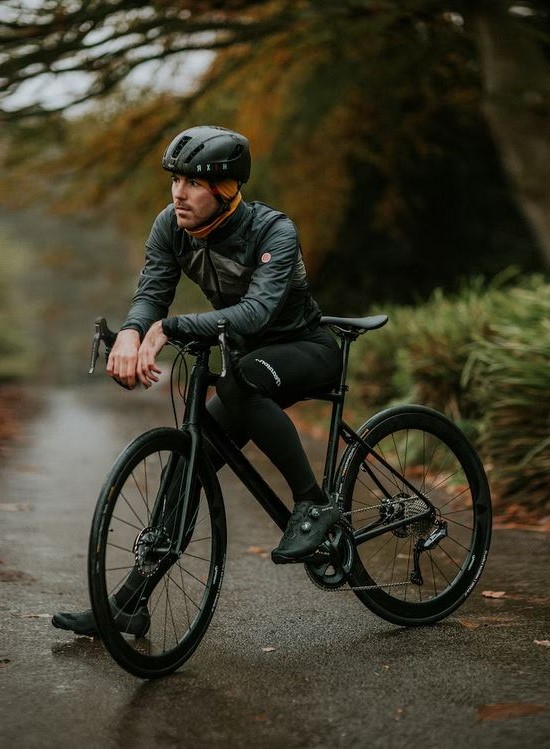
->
<box><xmin>339</xmin><ymin>420</ymin><xmax>433</xmax><ymax>506</ymax></box>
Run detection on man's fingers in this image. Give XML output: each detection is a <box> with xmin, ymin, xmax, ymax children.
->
<box><xmin>136</xmin><ymin>362</ymin><xmax>161</xmax><ymax>388</ymax></box>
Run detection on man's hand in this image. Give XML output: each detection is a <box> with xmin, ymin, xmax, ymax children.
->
<box><xmin>137</xmin><ymin>320</ymin><xmax>168</xmax><ymax>388</ymax></box>
<box><xmin>106</xmin><ymin>329</ymin><xmax>141</xmax><ymax>389</ymax></box>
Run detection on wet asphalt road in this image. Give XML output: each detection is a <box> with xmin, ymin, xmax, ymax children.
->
<box><xmin>1</xmin><ymin>384</ymin><xmax>549</xmax><ymax>748</ymax></box>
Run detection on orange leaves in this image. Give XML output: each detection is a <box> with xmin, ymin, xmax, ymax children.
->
<box><xmin>246</xmin><ymin>545</ymin><xmax>269</xmax><ymax>558</ymax></box>
<box><xmin>476</xmin><ymin>703</ymin><xmax>548</xmax><ymax>721</ymax></box>
<box><xmin>481</xmin><ymin>590</ymin><xmax>507</xmax><ymax>599</ymax></box>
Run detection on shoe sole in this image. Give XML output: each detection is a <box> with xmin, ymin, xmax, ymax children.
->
<box><xmin>271</xmin><ymin>549</ymin><xmax>323</xmax><ymax>565</ymax></box>
<box><xmin>51</xmin><ymin>616</ymin><xmax>98</xmax><ymax>637</ymax></box>
<box><xmin>51</xmin><ymin>614</ymin><xmax>149</xmax><ymax>638</ymax></box>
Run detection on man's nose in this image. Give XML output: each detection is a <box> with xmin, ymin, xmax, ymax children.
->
<box><xmin>173</xmin><ymin>180</ymin><xmax>187</xmax><ymax>199</ymax></box>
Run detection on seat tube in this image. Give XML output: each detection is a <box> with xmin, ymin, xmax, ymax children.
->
<box><xmin>322</xmin><ymin>335</ymin><xmax>352</xmax><ymax>495</ymax></box>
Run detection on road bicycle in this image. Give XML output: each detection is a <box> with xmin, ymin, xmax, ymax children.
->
<box><xmin>87</xmin><ymin>314</ymin><xmax>492</xmax><ymax>679</ymax></box>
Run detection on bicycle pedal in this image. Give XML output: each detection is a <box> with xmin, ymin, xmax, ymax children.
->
<box><xmin>304</xmin><ymin>550</ymin><xmax>330</xmax><ymax>565</ymax></box>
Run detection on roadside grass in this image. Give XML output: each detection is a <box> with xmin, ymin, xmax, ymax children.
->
<box><xmin>464</xmin><ymin>280</ymin><xmax>550</xmax><ymax>515</ymax></box>
<box><xmin>0</xmin><ymin>229</ymin><xmax>36</xmax><ymax>382</ymax></box>
<box><xmin>349</xmin><ymin>273</ymin><xmax>550</xmax><ymax>517</ymax></box>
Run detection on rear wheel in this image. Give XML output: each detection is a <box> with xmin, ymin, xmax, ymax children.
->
<box><xmin>339</xmin><ymin>406</ymin><xmax>491</xmax><ymax>625</ymax></box>
<box><xmin>88</xmin><ymin>427</ymin><xmax>226</xmax><ymax>678</ymax></box>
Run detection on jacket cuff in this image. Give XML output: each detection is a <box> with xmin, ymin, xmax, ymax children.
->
<box><xmin>119</xmin><ymin>323</ymin><xmax>144</xmax><ymax>341</ymax></box>
<box><xmin>161</xmin><ymin>317</ymin><xmax>178</xmax><ymax>338</ymax></box>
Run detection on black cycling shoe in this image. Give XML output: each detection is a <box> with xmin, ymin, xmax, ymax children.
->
<box><xmin>52</xmin><ymin>600</ymin><xmax>150</xmax><ymax>638</ymax></box>
<box><xmin>271</xmin><ymin>499</ymin><xmax>341</xmax><ymax>564</ymax></box>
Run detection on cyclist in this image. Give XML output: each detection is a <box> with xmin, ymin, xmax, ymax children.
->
<box><xmin>53</xmin><ymin>125</ymin><xmax>342</xmax><ymax>636</ymax></box>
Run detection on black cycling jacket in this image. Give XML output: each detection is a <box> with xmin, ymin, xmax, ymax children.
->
<box><xmin>121</xmin><ymin>199</ymin><xmax>322</xmax><ymax>347</ymax></box>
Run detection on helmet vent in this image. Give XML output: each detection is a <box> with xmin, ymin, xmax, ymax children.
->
<box><xmin>171</xmin><ymin>135</ymin><xmax>191</xmax><ymax>161</ymax></box>
<box><xmin>185</xmin><ymin>143</ymin><xmax>205</xmax><ymax>163</ymax></box>
<box><xmin>231</xmin><ymin>144</ymin><xmax>244</xmax><ymax>159</ymax></box>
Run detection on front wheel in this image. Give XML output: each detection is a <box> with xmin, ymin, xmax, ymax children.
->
<box><xmin>339</xmin><ymin>405</ymin><xmax>491</xmax><ymax>625</ymax></box>
<box><xmin>88</xmin><ymin>427</ymin><xmax>226</xmax><ymax>678</ymax></box>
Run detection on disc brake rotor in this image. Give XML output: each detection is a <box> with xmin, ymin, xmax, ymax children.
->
<box><xmin>133</xmin><ymin>526</ymin><xmax>171</xmax><ymax>577</ymax></box>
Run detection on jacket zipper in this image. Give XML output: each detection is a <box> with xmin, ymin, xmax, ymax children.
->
<box><xmin>205</xmin><ymin>242</ymin><xmax>228</xmax><ymax>307</ymax></box>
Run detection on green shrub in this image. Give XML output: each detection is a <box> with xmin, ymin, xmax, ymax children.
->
<box><xmin>464</xmin><ymin>278</ymin><xmax>550</xmax><ymax>512</ymax></box>
<box><xmin>348</xmin><ymin>279</ymin><xmax>499</xmax><ymax>433</ymax></box>
<box><xmin>0</xmin><ymin>323</ymin><xmax>33</xmax><ymax>381</ymax></box>
<box><xmin>347</xmin><ymin>304</ymin><xmax>410</xmax><ymax>412</ymax></box>
<box><xmin>347</xmin><ymin>274</ymin><xmax>550</xmax><ymax>516</ymax></box>
<box><xmin>0</xmin><ymin>229</ymin><xmax>35</xmax><ymax>382</ymax></box>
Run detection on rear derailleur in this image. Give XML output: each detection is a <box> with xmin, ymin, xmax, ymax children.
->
<box><xmin>410</xmin><ymin>521</ymin><xmax>448</xmax><ymax>585</ymax></box>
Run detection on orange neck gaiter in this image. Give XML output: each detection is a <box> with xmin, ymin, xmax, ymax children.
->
<box><xmin>185</xmin><ymin>179</ymin><xmax>242</xmax><ymax>239</ymax></box>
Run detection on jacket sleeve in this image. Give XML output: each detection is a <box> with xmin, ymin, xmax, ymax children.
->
<box><xmin>162</xmin><ymin>216</ymin><xmax>298</xmax><ymax>341</ymax></box>
<box><xmin>121</xmin><ymin>207</ymin><xmax>182</xmax><ymax>339</ymax></box>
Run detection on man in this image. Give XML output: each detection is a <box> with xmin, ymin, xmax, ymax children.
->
<box><xmin>53</xmin><ymin>125</ymin><xmax>342</xmax><ymax>636</ymax></box>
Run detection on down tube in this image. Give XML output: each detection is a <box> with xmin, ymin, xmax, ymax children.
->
<box><xmin>201</xmin><ymin>411</ymin><xmax>291</xmax><ymax>532</ymax></box>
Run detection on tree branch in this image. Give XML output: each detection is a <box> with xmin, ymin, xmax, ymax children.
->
<box><xmin>0</xmin><ymin>0</ymin><xmax>378</xmax><ymax>116</ymax></box>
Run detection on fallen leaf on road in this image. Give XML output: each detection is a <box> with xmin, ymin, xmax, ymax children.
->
<box><xmin>19</xmin><ymin>613</ymin><xmax>51</xmax><ymax>619</ymax></box>
<box><xmin>476</xmin><ymin>703</ymin><xmax>548</xmax><ymax>721</ymax></box>
<box><xmin>457</xmin><ymin>618</ymin><xmax>480</xmax><ymax>629</ymax></box>
<box><xmin>247</xmin><ymin>546</ymin><xmax>269</xmax><ymax>558</ymax></box>
<box><xmin>458</xmin><ymin>615</ymin><xmax>519</xmax><ymax>628</ymax></box>
<box><xmin>482</xmin><ymin>590</ymin><xmax>506</xmax><ymax>599</ymax></box>
<box><xmin>0</xmin><ymin>503</ymin><xmax>32</xmax><ymax>512</ymax></box>
<box><xmin>261</xmin><ymin>647</ymin><xmax>276</xmax><ymax>652</ymax></box>
<box><xmin>0</xmin><ymin>568</ymin><xmax>35</xmax><ymax>583</ymax></box>
<box><xmin>534</xmin><ymin>640</ymin><xmax>550</xmax><ymax>647</ymax></box>
<box><xmin>0</xmin><ymin>658</ymin><xmax>11</xmax><ymax>668</ymax></box>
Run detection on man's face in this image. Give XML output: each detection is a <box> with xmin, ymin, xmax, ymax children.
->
<box><xmin>171</xmin><ymin>174</ymin><xmax>219</xmax><ymax>229</ymax></box>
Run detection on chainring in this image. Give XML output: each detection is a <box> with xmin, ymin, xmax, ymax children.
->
<box><xmin>304</xmin><ymin>521</ymin><xmax>356</xmax><ymax>590</ymax></box>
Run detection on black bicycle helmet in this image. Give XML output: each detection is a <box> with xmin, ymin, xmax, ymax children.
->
<box><xmin>162</xmin><ymin>125</ymin><xmax>251</xmax><ymax>183</ymax></box>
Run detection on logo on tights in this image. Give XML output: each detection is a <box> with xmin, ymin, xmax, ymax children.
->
<box><xmin>254</xmin><ymin>358</ymin><xmax>281</xmax><ymax>387</ymax></box>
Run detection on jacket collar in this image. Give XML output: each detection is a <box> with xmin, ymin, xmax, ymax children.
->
<box><xmin>207</xmin><ymin>200</ymin><xmax>252</xmax><ymax>243</ymax></box>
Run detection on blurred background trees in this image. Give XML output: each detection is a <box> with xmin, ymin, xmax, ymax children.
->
<box><xmin>1</xmin><ymin>1</ymin><xmax>548</xmax><ymax>515</ymax></box>
<box><xmin>1</xmin><ymin>0</ymin><xmax>548</xmax><ymax>309</ymax></box>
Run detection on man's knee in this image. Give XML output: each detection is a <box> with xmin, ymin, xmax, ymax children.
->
<box><xmin>216</xmin><ymin>357</ymin><xmax>280</xmax><ymax>402</ymax></box>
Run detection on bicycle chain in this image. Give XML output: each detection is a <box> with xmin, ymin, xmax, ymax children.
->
<box><xmin>341</xmin><ymin>494</ymin><xmax>425</xmax><ymax>517</ymax></box>
<box><xmin>314</xmin><ymin>579</ymin><xmax>412</xmax><ymax>593</ymax></box>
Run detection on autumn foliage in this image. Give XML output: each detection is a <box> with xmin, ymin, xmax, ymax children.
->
<box><xmin>1</xmin><ymin>4</ymin><xmax>542</xmax><ymax>306</ymax></box>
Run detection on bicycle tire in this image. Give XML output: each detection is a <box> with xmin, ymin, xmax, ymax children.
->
<box><xmin>88</xmin><ymin>427</ymin><xmax>226</xmax><ymax>678</ymax></box>
<box><xmin>338</xmin><ymin>405</ymin><xmax>491</xmax><ymax>626</ymax></box>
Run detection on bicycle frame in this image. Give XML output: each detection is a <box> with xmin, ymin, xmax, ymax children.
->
<box><xmin>176</xmin><ymin>333</ymin><xmax>434</xmax><ymax>553</ymax></box>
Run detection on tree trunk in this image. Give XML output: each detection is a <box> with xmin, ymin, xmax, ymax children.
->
<box><xmin>471</xmin><ymin>1</ymin><xmax>550</xmax><ymax>269</ymax></box>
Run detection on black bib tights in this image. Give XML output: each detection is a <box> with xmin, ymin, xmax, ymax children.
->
<box><xmin>208</xmin><ymin>327</ymin><xmax>341</xmax><ymax>504</ymax></box>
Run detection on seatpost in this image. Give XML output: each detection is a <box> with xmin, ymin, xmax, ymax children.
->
<box><xmin>337</xmin><ymin>334</ymin><xmax>353</xmax><ymax>396</ymax></box>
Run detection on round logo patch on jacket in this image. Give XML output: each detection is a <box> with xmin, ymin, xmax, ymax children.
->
<box><xmin>261</xmin><ymin>252</ymin><xmax>271</xmax><ymax>263</ymax></box>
